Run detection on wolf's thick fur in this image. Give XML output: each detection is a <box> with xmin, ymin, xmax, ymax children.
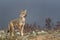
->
<box><xmin>8</xmin><ymin>9</ymin><xmax>27</xmax><ymax>36</ymax></box>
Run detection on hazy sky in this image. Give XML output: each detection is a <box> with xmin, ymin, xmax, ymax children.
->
<box><xmin>0</xmin><ymin>0</ymin><xmax>60</xmax><ymax>29</ymax></box>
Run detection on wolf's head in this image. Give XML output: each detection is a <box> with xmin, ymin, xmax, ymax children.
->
<box><xmin>20</xmin><ymin>9</ymin><xmax>27</xmax><ymax>17</ymax></box>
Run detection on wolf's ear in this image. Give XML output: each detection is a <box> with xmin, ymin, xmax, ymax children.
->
<box><xmin>20</xmin><ymin>9</ymin><xmax>26</xmax><ymax>13</ymax></box>
<box><xmin>25</xmin><ymin>9</ymin><xmax>27</xmax><ymax>13</ymax></box>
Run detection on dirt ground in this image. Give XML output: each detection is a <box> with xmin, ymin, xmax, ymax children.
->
<box><xmin>29</xmin><ymin>33</ymin><xmax>60</xmax><ymax>40</ymax></box>
<box><xmin>0</xmin><ymin>30</ymin><xmax>60</xmax><ymax>40</ymax></box>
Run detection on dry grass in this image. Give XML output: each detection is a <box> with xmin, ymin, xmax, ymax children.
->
<box><xmin>28</xmin><ymin>31</ymin><xmax>60</xmax><ymax>40</ymax></box>
<box><xmin>0</xmin><ymin>30</ymin><xmax>60</xmax><ymax>40</ymax></box>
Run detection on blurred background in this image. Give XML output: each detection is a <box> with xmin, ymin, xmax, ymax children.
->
<box><xmin>0</xmin><ymin>0</ymin><xmax>60</xmax><ymax>29</ymax></box>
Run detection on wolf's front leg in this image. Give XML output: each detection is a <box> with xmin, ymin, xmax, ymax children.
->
<box><xmin>21</xmin><ymin>25</ymin><xmax>25</xmax><ymax>36</ymax></box>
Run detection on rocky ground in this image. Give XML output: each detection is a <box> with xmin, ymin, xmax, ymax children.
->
<box><xmin>0</xmin><ymin>30</ymin><xmax>60</xmax><ymax>40</ymax></box>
